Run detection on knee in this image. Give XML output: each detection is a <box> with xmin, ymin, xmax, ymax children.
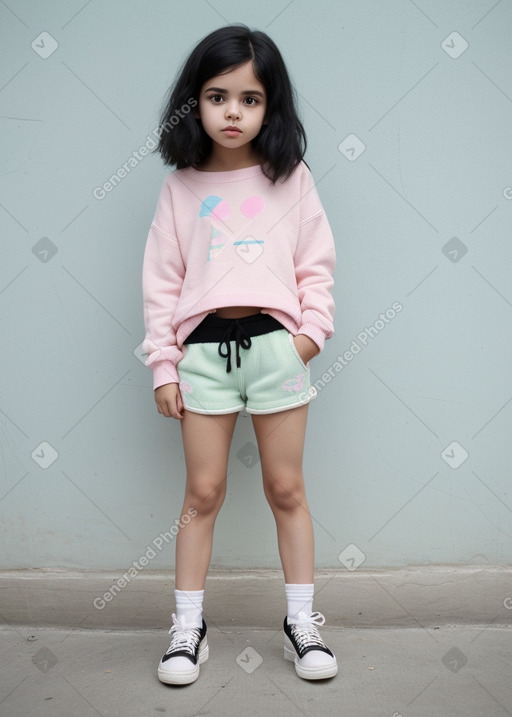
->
<box><xmin>185</xmin><ymin>476</ymin><xmax>226</xmax><ymax>516</ymax></box>
<box><xmin>264</xmin><ymin>472</ymin><xmax>306</xmax><ymax>512</ymax></box>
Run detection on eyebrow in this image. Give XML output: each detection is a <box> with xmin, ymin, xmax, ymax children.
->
<box><xmin>203</xmin><ymin>86</ymin><xmax>265</xmax><ymax>97</ymax></box>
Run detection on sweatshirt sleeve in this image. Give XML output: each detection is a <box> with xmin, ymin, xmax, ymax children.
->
<box><xmin>142</xmin><ymin>176</ymin><xmax>186</xmax><ymax>389</ymax></box>
<box><xmin>293</xmin><ymin>166</ymin><xmax>336</xmax><ymax>351</ymax></box>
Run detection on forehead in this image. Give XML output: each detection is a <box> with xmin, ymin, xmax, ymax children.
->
<box><xmin>202</xmin><ymin>60</ymin><xmax>265</xmax><ymax>93</ymax></box>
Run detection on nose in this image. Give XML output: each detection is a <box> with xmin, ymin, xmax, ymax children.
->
<box><xmin>225</xmin><ymin>101</ymin><xmax>242</xmax><ymax>120</ymax></box>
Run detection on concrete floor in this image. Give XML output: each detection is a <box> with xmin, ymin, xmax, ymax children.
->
<box><xmin>1</xmin><ymin>623</ymin><xmax>511</xmax><ymax>716</ymax></box>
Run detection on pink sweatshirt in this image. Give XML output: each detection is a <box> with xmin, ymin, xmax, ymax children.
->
<box><xmin>142</xmin><ymin>160</ymin><xmax>336</xmax><ymax>389</ymax></box>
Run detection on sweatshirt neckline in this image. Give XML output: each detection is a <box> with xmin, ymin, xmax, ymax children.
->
<box><xmin>183</xmin><ymin>164</ymin><xmax>264</xmax><ymax>182</ymax></box>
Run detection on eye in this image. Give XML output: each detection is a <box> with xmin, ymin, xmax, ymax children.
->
<box><xmin>208</xmin><ymin>94</ymin><xmax>223</xmax><ymax>103</ymax></box>
<box><xmin>244</xmin><ymin>97</ymin><xmax>259</xmax><ymax>106</ymax></box>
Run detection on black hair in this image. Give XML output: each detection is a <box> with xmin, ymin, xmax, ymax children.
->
<box><xmin>155</xmin><ymin>24</ymin><xmax>307</xmax><ymax>184</ymax></box>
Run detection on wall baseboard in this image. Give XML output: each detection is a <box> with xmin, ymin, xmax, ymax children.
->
<box><xmin>1</xmin><ymin>566</ymin><xmax>511</xmax><ymax>629</ymax></box>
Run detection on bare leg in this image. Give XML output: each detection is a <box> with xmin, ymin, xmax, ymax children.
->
<box><xmin>175</xmin><ymin>410</ymin><xmax>238</xmax><ymax>590</ymax></box>
<box><xmin>251</xmin><ymin>404</ymin><xmax>314</xmax><ymax>584</ymax></box>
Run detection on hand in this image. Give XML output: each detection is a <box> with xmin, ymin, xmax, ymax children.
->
<box><xmin>292</xmin><ymin>334</ymin><xmax>320</xmax><ymax>366</ymax></box>
<box><xmin>154</xmin><ymin>383</ymin><xmax>185</xmax><ymax>419</ymax></box>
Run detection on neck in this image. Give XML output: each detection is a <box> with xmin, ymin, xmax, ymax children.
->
<box><xmin>198</xmin><ymin>144</ymin><xmax>261</xmax><ymax>172</ymax></box>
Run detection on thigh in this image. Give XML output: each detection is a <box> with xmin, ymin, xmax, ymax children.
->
<box><xmin>181</xmin><ymin>410</ymin><xmax>238</xmax><ymax>479</ymax></box>
<box><xmin>251</xmin><ymin>404</ymin><xmax>309</xmax><ymax>481</ymax></box>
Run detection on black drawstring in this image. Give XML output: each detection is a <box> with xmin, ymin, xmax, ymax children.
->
<box><xmin>217</xmin><ymin>319</ymin><xmax>252</xmax><ymax>373</ymax></box>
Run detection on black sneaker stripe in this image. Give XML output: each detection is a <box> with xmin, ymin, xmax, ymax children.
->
<box><xmin>161</xmin><ymin>620</ymin><xmax>207</xmax><ymax>665</ymax></box>
<box><xmin>283</xmin><ymin>617</ymin><xmax>334</xmax><ymax>659</ymax></box>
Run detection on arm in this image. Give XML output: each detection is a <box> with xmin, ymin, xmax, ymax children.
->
<box><xmin>142</xmin><ymin>177</ymin><xmax>186</xmax><ymax>396</ymax></box>
<box><xmin>293</xmin><ymin>169</ymin><xmax>336</xmax><ymax>358</ymax></box>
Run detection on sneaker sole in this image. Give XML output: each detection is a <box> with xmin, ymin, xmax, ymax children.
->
<box><xmin>158</xmin><ymin>640</ymin><xmax>209</xmax><ymax>685</ymax></box>
<box><xmin>284</xmin><ymin>641</ymin><xmax>338</xmax><ymax>680</ymax></box>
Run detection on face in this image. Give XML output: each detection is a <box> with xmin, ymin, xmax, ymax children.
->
<box><xmin>197</xmin><ymin>60</ymin><xmax>267</xmax><ymax>153</ymax></box>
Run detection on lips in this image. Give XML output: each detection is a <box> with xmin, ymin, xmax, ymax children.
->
<box><xmin>222</xmin><ymin>126</ymin><xmax>242</xmax><ymax>133</ymax></box>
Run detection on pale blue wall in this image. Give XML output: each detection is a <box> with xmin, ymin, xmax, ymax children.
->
<box><xmin>1</xmin><ymin>0</ymin><xmax>511</xmax><ymax>570</ymax></box>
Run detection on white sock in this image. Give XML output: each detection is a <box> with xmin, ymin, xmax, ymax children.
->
<box><xmin>174</xmin><ymin>589</ymin><xmax>204</xmax><ymax>628</ymax></box>
<box><xmin>285</xmin><ymin>583</ymin><xmax>314</xmax><ymax>622</ymax></box>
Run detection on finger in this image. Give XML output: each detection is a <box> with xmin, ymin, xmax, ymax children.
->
<box><xmin>171</xmin><ymin>397</ymin><xmax>184</xmax><ymax>420</ymax></box>
<box><xmin>176</xmin><ymin>389</ymin><xmax>185</xmax><ymax>418</ymax></box>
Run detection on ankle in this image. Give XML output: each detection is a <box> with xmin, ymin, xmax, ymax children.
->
<box><xmin>285</xmin><ymin>583</ymin><xmax>314</xmax><ymax>622</ymax></box>
<box><xmin>175</xmin><ymin>588</ymin><xmax>204</xmax><ymax>628</ymax></box>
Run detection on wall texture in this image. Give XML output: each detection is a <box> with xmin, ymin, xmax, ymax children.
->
<box><xmin>1</xmin><ymin>0</ymin><xmax>511</xmax><ymax>570</ymax></box>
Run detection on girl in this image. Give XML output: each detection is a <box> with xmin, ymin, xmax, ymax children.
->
<box><xmin>142</xmin><ymin>24</ymin><xmax>337</xmax><ymax>685</ymax></box>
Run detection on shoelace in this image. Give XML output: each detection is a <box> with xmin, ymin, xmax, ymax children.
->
<box><xmin>217</xmin><ymin>319</ymin><xmax>252</xmax><ymax>373</ymax></box>
<box><xmin>288</xmin><ymin>611</ymin><xmax>327</xmax><ymax>651</ymax></box>
<box><xmin>165</xmin><ymin>613</ymin><xmax>202</xmax><ymax>655</ymax></box>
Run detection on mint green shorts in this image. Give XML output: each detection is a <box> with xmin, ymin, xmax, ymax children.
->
<box><xmin>177</xmin><ymin>328</ymin><xmax>317</xmax><ymax>415</ymax></box>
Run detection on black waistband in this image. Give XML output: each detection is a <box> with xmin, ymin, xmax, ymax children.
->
<box><xmin>185</xmin><ymin>312</ymin><xmax>284</xmax><ymax>343</ymax></box>
<box><xmin>184</xmin><ymin>312</ymin><xmax>285</xmax><ymax>373</ymax></box>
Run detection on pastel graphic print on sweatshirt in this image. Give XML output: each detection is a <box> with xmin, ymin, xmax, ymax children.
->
<box><xmin>199</xmin><ymin>194</ymin><xmax>266</xmax><ymax>262</ymax></box>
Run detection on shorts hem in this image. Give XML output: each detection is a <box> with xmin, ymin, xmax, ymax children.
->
<box><xmin>183</xmin><ymin>404</ymin><xmax>244</xmax><ymax>415</ymax></box>
<box><xmin>246</xmin><ymin>394</ymin><xmax>314</xmax><ymax>415</ymax></box>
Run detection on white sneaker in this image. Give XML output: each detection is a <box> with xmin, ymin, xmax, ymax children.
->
<box><xmin>283</xmin><ymin>611</ymin><xmax>338</xmax><ymax>680</ymax></box>
<box><xmin>158</xmin><ymin>613</ymin><xmax>208</xmax><ymax>685</ymax></box>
